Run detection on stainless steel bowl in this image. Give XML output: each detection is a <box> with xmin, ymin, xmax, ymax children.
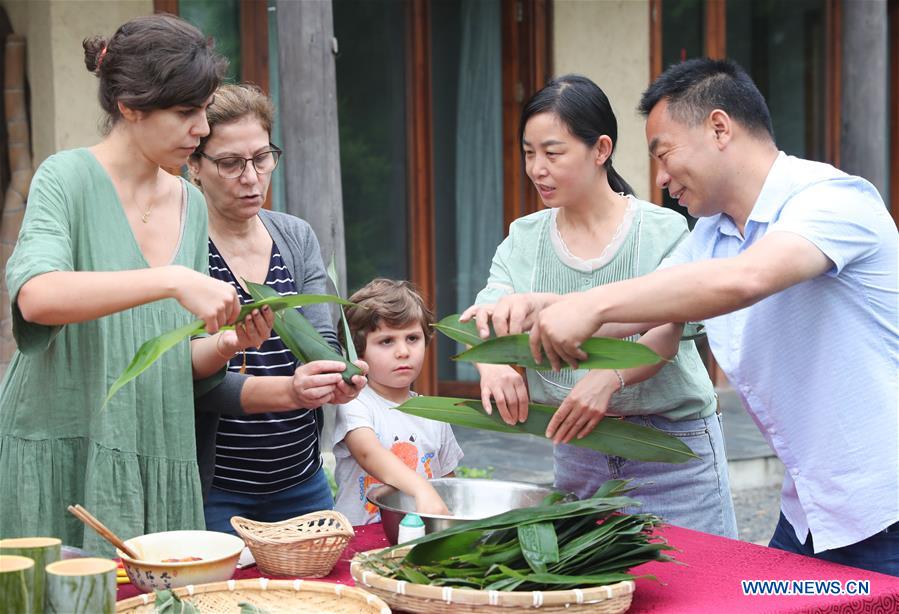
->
<box><xmin>367</xmin><ymin>478</ymin><xmax>563</xmax><ymax>545</ymax></box>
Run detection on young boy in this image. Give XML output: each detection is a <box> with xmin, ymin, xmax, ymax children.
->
<box><xmin>332</xmin><ymin>278</ymin><xmax>463</xmax><ymax>525</ymax></box>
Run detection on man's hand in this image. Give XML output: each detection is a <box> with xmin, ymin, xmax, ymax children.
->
<box><xmin>460</xmin><ymin>293</ymin><xmax>561</xmax><ymax>337</ymax></box>
<box><xmin>529</xmin><ymin>292</ymin><xmax>603</xmax><ymax>370</ymax></box>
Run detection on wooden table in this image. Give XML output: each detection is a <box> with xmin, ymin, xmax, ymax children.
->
<box><xmin>118</xmin><ymin>523</ymin><xmax>899</xmax><ymax>612</ymax></box>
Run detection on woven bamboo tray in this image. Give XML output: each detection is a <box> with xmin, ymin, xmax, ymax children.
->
<box><xmin>231</xmin><ymin>510</ymin><xmax>354</xmax><ymax>578</ymax></box>
<box><xmin>116</xmin><ymin>577</ymin><xmax>390</xmax><ymax>613</ymax></box>
<box><xmin>350</xmin><ymin>547</ymin><xmax>634</xmax><ymax>614</ymax></box>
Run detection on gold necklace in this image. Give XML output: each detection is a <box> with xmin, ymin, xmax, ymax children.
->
<box><xmin>140</xmin><ymin>200</ymin><xmax>154</xmax><ymax>223</ymax></box>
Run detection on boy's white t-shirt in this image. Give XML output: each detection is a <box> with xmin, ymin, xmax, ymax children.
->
<box><xmin>332</xmin><ymin>387</ymin><xmax>464</xmax><ymax>525</ymax></box>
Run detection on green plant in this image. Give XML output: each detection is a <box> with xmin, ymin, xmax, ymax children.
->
<box><xmin>454</xmin><ymin>465</ymin><xmax>495</xmax><ymax>480</ymax></box>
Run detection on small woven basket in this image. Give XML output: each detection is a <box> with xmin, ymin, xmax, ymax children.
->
<box><xmin>351</xmin><ymin>547</ymin><xmax>634</xmax><ymax>614</ymax></box>
<box><xmin>230</xmin><ymin>510</ymin><xmax>354</xmax><ymax>578</ymax></box>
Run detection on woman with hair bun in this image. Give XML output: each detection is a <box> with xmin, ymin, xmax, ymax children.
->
<box><xmin>0</xmin><ymin>14</ymin><xmax>271</xmax><ymax>554</ymax></box>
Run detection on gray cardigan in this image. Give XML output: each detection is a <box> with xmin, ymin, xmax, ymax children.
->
<box><xmin>194</xmin><ymin>209</ymin><xmax>341</xmax><ymax>499</ymax></box>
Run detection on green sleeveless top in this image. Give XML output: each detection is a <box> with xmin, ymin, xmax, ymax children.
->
<box><xmin>475</xmin><ymin>197</ymin><xmax>716</xmax><ymax>421</ymax></box>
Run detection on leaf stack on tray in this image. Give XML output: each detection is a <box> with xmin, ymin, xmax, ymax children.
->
<box><xmin>360</xmin><ymin>479</ymin><xmax>676</xmax><ymax>591</ymax></box>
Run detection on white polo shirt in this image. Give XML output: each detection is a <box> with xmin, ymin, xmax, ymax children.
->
<box><xmin>662</xmin><ymin>152</ymin><xmax>898</xmax><ymax>552</ymax></box>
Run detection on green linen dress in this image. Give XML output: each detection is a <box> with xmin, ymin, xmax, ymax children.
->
<box><xmin>0</xmin><ymin>149</ymin><xmax>207</xmax><ymax>555</ymax></box>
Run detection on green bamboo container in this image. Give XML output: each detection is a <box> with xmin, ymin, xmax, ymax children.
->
<box><xmin>0</xmin><ymin>554</ymin><xmax>35</xmax><ymax>614</ymax></box>
<box><xmin>45</xmin><ymin>558</ymin><xmax>116</xmax><ymax>614</ymax></box>
<box><xmin>0</xmin><ymin>536</ymin><xmax>61</xmax><ymax>613</ymax></box>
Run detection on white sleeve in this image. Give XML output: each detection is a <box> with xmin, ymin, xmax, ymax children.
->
<box><xmin>332</xmin><ymin>397</ymin><xmax>376</xmax><ymax>448</ymax></box>
<box><xmin>436</xmin><ymin>424</ymin><xmax>465</xmax><ymax>476</ymax></box>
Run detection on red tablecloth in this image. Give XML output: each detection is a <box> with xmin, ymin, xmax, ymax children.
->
<box><xmin>118</xmin><ymin>523</ymin><xmax>899</xmax><ymax>612</ymax></box>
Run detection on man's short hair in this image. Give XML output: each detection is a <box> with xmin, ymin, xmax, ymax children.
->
<box><xmin>639</xmin><ymin>58</ymin><xmax>774</xmax><ymax>140</ymax></box>
<box><xmin>344</xmin><ymin>278</ymin><xmax>435</xmax><ymax>357</ymax></box>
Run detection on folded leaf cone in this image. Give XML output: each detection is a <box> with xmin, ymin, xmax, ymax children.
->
<box><xmin>245</xmin><ymin>280</ymin><xmax>362</xmax><ymax>383</ymax></box>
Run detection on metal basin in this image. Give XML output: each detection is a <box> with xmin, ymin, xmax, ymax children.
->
<box><xmin>367</xmin><ymin>478</ymin><xmax>563</xmax><ymax>545</ymax></box>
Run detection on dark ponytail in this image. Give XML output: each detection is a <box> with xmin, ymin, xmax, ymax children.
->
<box><xmin>520</xmin><ymin>74</ymin><xmax>634</xmax><ymax>196</ymax></box>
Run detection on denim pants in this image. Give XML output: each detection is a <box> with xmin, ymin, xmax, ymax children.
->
<box><xmin>769</xmin><ymin>512</ymin><xmax>899</xmax><ymax>577</ymax></box>
<box><xmin>204</xmin><ymin>465</ymin><xmax>334</xmax><ymax>534</ymax></box>
<box><xmin>554</xmin><ymin>413</ymin><xmax>738</xmax><ymax>538</ymax></box>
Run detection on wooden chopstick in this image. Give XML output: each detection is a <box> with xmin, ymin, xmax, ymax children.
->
<box><xmin>66</xmin><ymin>504</ymin><xmax>141</xmax><ymax>560</ymax></box>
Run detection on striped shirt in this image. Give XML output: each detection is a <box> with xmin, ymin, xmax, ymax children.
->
<box><xmin>207</xmin><ymin>239</ymin><xmax>321</xmax><ymax>495</ymax></box>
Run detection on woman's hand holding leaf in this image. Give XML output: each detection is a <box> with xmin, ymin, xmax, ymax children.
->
<box><xmin>171</xmin><ymin>266</ymin><xmax>241</xmax><ymax>333</ymax></box>
<box><xmin>218</xmin><ymin>306</ymin><xmax>274</xmax><ymax>356</ymax></box>
<box><xmin>331</xmin><ymin>360</ymin><xmax>369</xmax><ymax>404</ymax></box>
<box><xmin>290</xmin><ymin>360</ymin><xmax>353</xmax><ymax>407</ymax></box>
<box><xmin>546</xmin><ymin>369</ymin><xmax>617</xmax><ymax>444</ymax></box>
<box><xmin>477</xmin><ymin>363</ymin><xmax>530</xmax><ymax>425</ymax></box>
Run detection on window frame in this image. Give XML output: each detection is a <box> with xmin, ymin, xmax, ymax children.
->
<box><xmin>649</xmin><ymin>0</ymin><xmax>845</xmax><ymax>387</ymax></box>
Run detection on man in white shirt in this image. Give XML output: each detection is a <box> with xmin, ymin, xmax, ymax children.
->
<box><xmin>481</xmin><ymin>58</ymin><xmax>898</xmax><ymax>575</ymax></box>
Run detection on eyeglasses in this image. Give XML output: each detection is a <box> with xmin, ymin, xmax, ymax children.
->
<box><xmin>199</xmin><ymin>144</ymin><xmax>283</xmax><ymax>179</ymax></box>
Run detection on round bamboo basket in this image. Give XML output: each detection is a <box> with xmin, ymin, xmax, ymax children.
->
<box><xmin>230</xmin><ymin>510</ymin><xmax>354</xmax><ymax>578</ymax></box>
<box><xmin>350</xmin><ymin>547</ymin><xmax>635</xmax><ymax>614</ymax></box>
<box><xmin>115</xmin><ymin>577</ymin><xmax>390</xmax><ymax>613</ymax></box>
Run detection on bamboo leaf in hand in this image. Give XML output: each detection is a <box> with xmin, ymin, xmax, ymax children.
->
<box><xmin>459</xmin><ymin>400</ymin><xmax>697</xmax><ymax>463</ymax></box>
<box><xmin>393</xmin><ymin>396</ymin><xmax>697</xmax><ymax>463</ymax></box>
<box><xmin>454</xmin><ymin>334</ymin><xmax>662</xmax><ymax>370</ymax></box>
<box><xmin>245</xmin><ymin>281</ymin><xmax>362</xmax><ymax>383</ymax></box>
<box><xmin>326</xmin><ymin>254</ymin><xmax>359</xmax><ymax>362</ymax></box>
<box><xmin>104</xmin><ymin>319</ymin><xmax>205</xmax><ymax>405</ymax></box>
<box><xmin>432</xmin><ymin>313</ymin><xmax>495</xmax><ymax>347</ymax></box>
<box><xmin>104</xmin><ymin>293</ymin><xmax>351</xmax><ymax>406</ymax></box>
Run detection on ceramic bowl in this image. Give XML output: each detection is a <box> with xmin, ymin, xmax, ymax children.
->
<box><xmin>117</xmin><ymin>530</ymin><xmax>244</xmax><ymax>593</ymax></box>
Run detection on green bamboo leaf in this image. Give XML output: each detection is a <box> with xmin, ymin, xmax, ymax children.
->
<box><xmin>104</xmin><ymin>293</ymin><xmax>351</xmax><ymax>406</ymax></box>
<box><xmin>517</xmin><ymin>522</ymin><xmax>559</xmax><ymax>574</ymax></box>
<box><xmin>404</xmin><ymin>530</ymin><xmax>486</xmax><ymax>565</ymax></box>
<box><xmin>393</xmin><ymin>396</ymin><xmax>697</xmax><ymax>463</ymax></box>
<box><xmin>460</xmin><ymin>400</ymin><xmax>698</xmax><ymax>463</ymax></box>
<box><xmin>104</xmin><ymin>319</ymin><xmax>206</xmax><ymax>405</ymax></box>
<box><xmin>326</xmin><ymin>254</ymin><xmax>359</xmax><ymax>362</ymax></box>
<box><xmin>431</xmin><ymin>313</ymin><xmax>494</xmax><ymax>347</ymax></box>
<box><xmin>454</xmin><ymin>334</ymin><xmax>662</xmax><ymax>370</ymax></box>
<box><xmin>245</xmin><ymin>281</ymin><xmax>362</xmax><ymax>383</ymax></box>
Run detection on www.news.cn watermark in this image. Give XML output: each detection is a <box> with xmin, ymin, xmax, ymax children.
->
<box><xmin>742</xmin><ymin>579</ymin><xmax>871</xmax><ymax>596</ymax></box>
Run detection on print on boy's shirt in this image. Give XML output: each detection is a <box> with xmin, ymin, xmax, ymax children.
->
<box><xmin>360</xmin><ymin>435</ymin><xmax>429</xmax><ymax>515</ymax></box>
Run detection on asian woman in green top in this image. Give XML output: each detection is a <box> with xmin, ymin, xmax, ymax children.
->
<box><xmin>463</xmin><ymin>75</ymin><xmax>737</xmax><ymax>537</ymax></box>
<box><xmin>0</xmin><ymin>15</ymin><xmax>272</xmax><ymax>555</ymax></box>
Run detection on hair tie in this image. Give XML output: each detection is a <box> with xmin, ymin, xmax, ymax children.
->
<box><xmin>97</xmin><ymin>46</ymin><xmax>108</xmax><ymax>69</ymax></box>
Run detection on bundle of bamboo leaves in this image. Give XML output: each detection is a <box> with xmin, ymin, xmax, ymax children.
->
<box><xmin>361</xmin><ymin>480</ymin><xmax>676</xmax><ymax>591</ymax></box>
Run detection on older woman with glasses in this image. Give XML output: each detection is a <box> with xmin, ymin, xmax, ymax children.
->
<box><xmin>189</xmin><ymin>84</ymin><xmax>367</xmax><ymax>532</ymax></box>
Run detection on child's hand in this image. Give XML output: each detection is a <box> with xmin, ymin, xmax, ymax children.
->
<box><xmin>414</xmin><ymin>485</ymin><xmax>451</xmax><ymax>517</ymax></box>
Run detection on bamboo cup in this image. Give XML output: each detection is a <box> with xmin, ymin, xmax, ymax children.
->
<box><xmin>45</xmin><ymin>558</ymin><xmax>117</xmax><ymax>614</ymax></box>
<box><xmin>0</xmin><ymin>554</ymin><xmax>35</xmax><ymax>614</ymax></box>
<box><xmin>0</xmin><ymin>537</ymin><xmax>61</xmax><ymax>613</ymax></box>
